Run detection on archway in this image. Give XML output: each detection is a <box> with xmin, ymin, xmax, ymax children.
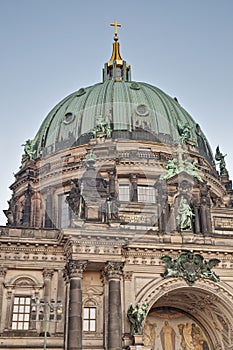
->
<box><xmin>137</xmin><ymin>279</ymin><xmax>233</xmax><ymax>350</ymax></box>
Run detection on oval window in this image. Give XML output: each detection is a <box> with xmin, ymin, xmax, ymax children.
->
<box><xmin>63</xmin><ymin>112</ymin><xmax>75</xmax><ymax>124</ymax></box>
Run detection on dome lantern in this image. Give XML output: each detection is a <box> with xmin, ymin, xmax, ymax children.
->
<box><xmin>103</xmin><ymin>20</ymin><xmax>131</xmax><ymax>82</ymax></box>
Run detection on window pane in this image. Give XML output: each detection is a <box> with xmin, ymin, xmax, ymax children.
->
<box><xmin>14</xmin><ymin>297</ymin><xmax>19</xmax><ymax>304</ymax></box>
<box><xmin>24</xmin><ymin>314</ymin><xmax>30</xmax><ymax>321</ymax></box>
<box><xmin>119</xmin><ymin>185</ymin><xmax>130</xmax><ymax>201</ymax></box>
<box><xmin>83</xmin><ymin>320</ymin><xmax>89</xmax><ymax>331</ymax></box>
<box><xmin>23</xmin><ymin>323</ymin><xmax>29</xmax><ymax>330</ymax></box>
<box><xmin>90</xmin><ymin>320</ymin><xmax>96</xmax><ymax>331</ymax></box>
<box><xmin>84</xmin><ymin>308</ymin><xmax>89</xmax><ymax>319</ymax></box>
<box><xmin>18</xmin><ymin>314</ymin><xmax>24</xmax><ymax>321</ymax></box>
<box><xmin>18</xmin><ymin>322</ymin><xmax>23</xmax><ymax>330</ymax></box>
<box><xmin>90</xmin><ymin>308</ymin><xmax>96</xmax><ymax>319</ymax></box>
<box><xmin>13</xmin><ymin>306</ymin><xmax>19</xmax><ymax>313</ymax></box>
<box><xmin>12</xmin><ymin>322</ymin><xmax>17</xmax><ymax>330</ymax></box>
<box><xmin>19</xmin><ymin>305</ymin><xmax>24</xmax><ymax>313</ymax></box>
<box><xmin>25</xmin><ymin>298</ymin><xmax>31</xmax><ymax>304</ymax></box>
<box><xmin>12</xmin><ymin>314</ymin><xmax>18</xmax><ymax>321</ymax></box>
<box><xmin>25</xmin><ymin>306</ymin><xmax>30</xmax><ymax>313</ymax></box>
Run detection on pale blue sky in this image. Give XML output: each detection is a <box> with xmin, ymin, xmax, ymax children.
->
<box><xmin>0</xmin><ymin>0</ymin><xmax>232</xmax><ymax>224</ymax></box>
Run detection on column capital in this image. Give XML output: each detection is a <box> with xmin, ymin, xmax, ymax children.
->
<box><xmin>66</xmin><ymin>259</ymin><xmax>87</xmax><ymax>279</ymax></box>
<box><xmin>104</xmin><ymin>261</ymin><xmax>124</xmax><ymax>280</ymax></box>
<box><xmin>43</xmin><ymin>268</ymin><xmax>54</xmax><ymax>280</ymax></box>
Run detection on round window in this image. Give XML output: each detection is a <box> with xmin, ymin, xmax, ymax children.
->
<box><xmin>136</xmin><ymin>104</ymin><xmax>149</xmax><ymax>116</ymax></box>
<box><xmin>63</xmin><ymin>112</ymin><xmax>75</xmax><ymax>124</ymax></box>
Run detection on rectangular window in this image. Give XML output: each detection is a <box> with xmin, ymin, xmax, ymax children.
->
<box><xmin>12</xmin><ymin>296</ymin><xmax>31</xmax><ymax>330</ymax></box>
<box><xmin>138</xmin><ymin>186</ymin><xmax>156</xmax><ymax>203</ymax></box>
<box><xmin>118</xmin><ymin>184</ymin><xmax>130</xmax><ymax>202</ymax></box>
<box><xmin>59</xmin><ymin>194</ymin><xmax>71</xmax><ymax>228</ymax></box>
<box><xmin>83</xmin><ymin>307</ymin><xmax>96</xmax><ymax>332</ymax></box>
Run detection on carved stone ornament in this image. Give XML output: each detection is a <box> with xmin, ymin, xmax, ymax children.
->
<box><xmin>43</xmin><ymin>269</ymin><xmax>54</xmax><ymax>280</ymax></box>
<box><xmin>104</xmin><ymin>261</ymin><xmax>124</xmax><ymax>280</ymax></box>
<box><xmin>127</xmin><ymin>302</ymin><xmax>148</xmax><ymax>334</ymax></box>
<box><xmin>161</xmin><ymin>250</ymin><xmax>220</xmax><ymax>286</ymax></box>
<box><xmin>66</xmin><ymin>259</ymin><xmax>87</xmax><ymax>279</ymax></box>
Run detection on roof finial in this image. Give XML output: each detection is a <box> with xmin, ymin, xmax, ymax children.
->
<box><xmin>110</xmin><ymin>20</ymin><xmax>121</xmax><ymax>41</ymax></box>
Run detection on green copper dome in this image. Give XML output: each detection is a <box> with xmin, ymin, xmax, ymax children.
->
<box><xmin>32</xmin><ymin>79</ymin><xmax>213</xmax><ymax>164</ymax></box>
<box><xmin>32</xmin><ymin>29</ymin><xmax>213</xmax><ymax>165</ymax></box>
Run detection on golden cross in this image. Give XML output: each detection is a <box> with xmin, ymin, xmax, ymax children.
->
<box><xmin>110</xmin><ymin>20</ymin><xmax>121</xmax><ymax>36</ymax></box>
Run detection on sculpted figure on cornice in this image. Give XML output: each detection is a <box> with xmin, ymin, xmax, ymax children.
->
<box><xmin>161</xmin><ymin>251</ymin><xmax>220</xmax><ymax>286</ymax></box>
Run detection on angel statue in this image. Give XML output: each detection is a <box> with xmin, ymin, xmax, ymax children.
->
<box><xmin>22</xmin><ymin>139</ymin><xmax>36</xmax><ymax>161</ymax></box>
<box><xmin>200</xmin><ymin>258</ymin><xmax>220</xmax><ymax>282</ymax></box>
<box><xmin>127</xmin><ymin>302</ymin><xmax>148</xmax><ymax>334</ymax></box>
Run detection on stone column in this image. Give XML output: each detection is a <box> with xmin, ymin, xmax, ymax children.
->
<box><xmin>104</xmin><ymin>261</ymin><xmax>124</xmax><ymax>350</ymax></box>
<box><xmin>194</xmin><ymin>203</ymin><xmax>201</xmax><ymax>234</ymax></box>
<box><xmin>22</xmin><ymin>184</ymin><xmax>32</xmax><ymax>226</ymax></box>
<box><xmin>5</xmin><ymin>289</ymin><xmax>13</xmax><ymax>330</ymax></box>
<box><xmin>66</xmin><ymin>260</ymin><xmax>87</xmax><ymax>350</ymax></box>
<box><xmin>157</xmin><ymin>185</ymin><xmax>167</xmax><ymax>233</ymax></box>
<box><xmin>0</xmin><ymin>268</ymin><xmax>7</xmax><ymax>333</ymax></box>
<box><xmin>130</xmin><ymin>175</ymin><xmax>138</xmax><ymax>202</ymax></box>
<box><xmin>43</xmin><ymin>269</ymin><xmax>54</xmax><ymax>301</ymax></box>
<box><xmin>42</xmin><ymin>269</ymin><xmax>54</xmax><ymax>335</ymax></box>
<box><xmin>169</xmin><ymin>204</ymin><xmax>177</xmax><ymax>232</ymax></box>
<box><xmin>200</xmin><ymin>196</ymin><xmax>207</xmax><ymax>233</ymax></box>
<box><xmin>108</xmin><ymin>169</ymin><xmax>116</xmax><ymax>197</ymax></box>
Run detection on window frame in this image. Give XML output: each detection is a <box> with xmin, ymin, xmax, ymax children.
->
<box><xmin>137</xmin><ymin>185</ymin><xmax>156</xmax><ymax>204</ymax></box>
<box><xmin>11</xmin><ymin>296</ymin><xmax>31</xmax><ymax>331</ymax></box>
<box><xmin>83</xmin><ymin>306</ymin><xmax>97</xmax><ymax>333</ymax></box>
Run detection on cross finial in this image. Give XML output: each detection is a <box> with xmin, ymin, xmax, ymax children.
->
<box><xmin>110</xmin><ymin>20</ymin><xmax>121</xmax><ymax>37</ymax></box>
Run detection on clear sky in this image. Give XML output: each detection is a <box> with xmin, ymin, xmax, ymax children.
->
<box><xmin>0</xmin><ymin>0</ymin><xmax>232</xmax><ymax>225</ymax></box>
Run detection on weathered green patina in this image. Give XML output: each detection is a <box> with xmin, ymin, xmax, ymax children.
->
<box><xmin>31</xmin><ymin>79</ymin><xmax>214</xmax><ymax>165</ymax></box>
<box><xmin>160</xmin><ymin>144</ymin><xmax>203</xmax><ymax>182</ymax></box>
<box><xmin>161</xmin><ymin>251</ymin><xmax>220</xmax><ymax>286</ymax></box>
<box><xmin>127</xmin><ymin>303</ymin><xmax>148</xmax><ymax>334</ymax></box>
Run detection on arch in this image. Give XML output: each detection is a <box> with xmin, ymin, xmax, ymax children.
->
<box><xmin>135</xmin><ymin>277</ymin><xmax>233</xmax><ymax>349</ymax></box>
<box><xmin>7</xmin><ymin>274</ymin><xmax>41</xmax><ymax>288</ymax></box>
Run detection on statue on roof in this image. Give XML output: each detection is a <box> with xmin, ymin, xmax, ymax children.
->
<box><xmin>21</xmin><ymin>139</ymin><xmax>36</xmax><ymax>161</ymax></box>
<box><xmin>160</xmin><ymin>143</ymin><xmax>203</xmax><ymax>182</ymax></box>
<box><xmin>91</xmin><ymin>115</ymin><xmax>112</xmax><ymax>139</ymax></box>
<box><xmin>160</xmin><ymin>159</ymin><xmax>178</xmax><ymax>180</ymax></box>
<box><xmin>215</xmin><ymin>146</ymin><xmax>227</xmax><ymax>176</ymax></box>
<box><xmin>177</xmin><ymin>120</ymin><xmax>192</xmax><ymax>144</ymax></box>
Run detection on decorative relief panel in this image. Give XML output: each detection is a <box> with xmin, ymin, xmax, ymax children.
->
<box><xmin>214</xmin><ymin>217</ymin><xmax>233</xmax><ymax>231</ymax></box>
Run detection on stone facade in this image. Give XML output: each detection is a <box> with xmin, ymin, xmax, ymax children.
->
<box><xmin>1</xmin><ymin>28</ymin><xmax>233</xmax><ymax>350</ymax></box>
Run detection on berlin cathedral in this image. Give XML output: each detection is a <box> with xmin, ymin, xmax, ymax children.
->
<box><xmin>1</xmin><ymin>21</ymin><xmax>233</xmax><ymax>350</ymax></box>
